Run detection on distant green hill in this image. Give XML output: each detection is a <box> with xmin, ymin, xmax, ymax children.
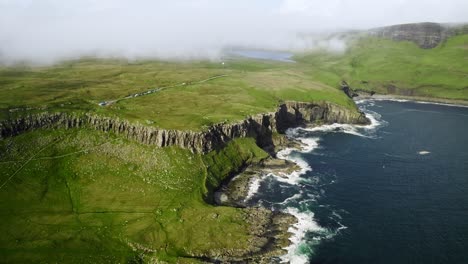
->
<box><xmin>296</xmin><ymin>33</ymin><xmax>468</xmax><ymax>101</ymax></box>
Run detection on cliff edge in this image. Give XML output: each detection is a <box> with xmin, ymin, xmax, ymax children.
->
<box><xmin>368</xmin><ymin>22</ymin><xmax>468</xmax><ymax>48</ymax></box>
<box><xmin>0</xmin><ymin>101</ymin><xmax>369</xmax><ymax>154</ymax></box>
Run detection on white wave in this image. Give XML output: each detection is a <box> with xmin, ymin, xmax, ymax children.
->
<box><xmin>271</xmin><ymin>103</ymin><xmax>386</xmax><ymax>263</ymax></box>
<box><xmin>281</xmin><ymin>207</ymin><xmax>326</xmax><ymax>264</ymax></box>
<box><xmin>280</xmin><ymin>132</ymin><xmax>320</xmax><ymax>153</ymax></box>
<box><xmin>336</xmin><ymin>221</ymin><xmax>348</xmax><ymax>232</ymax></box>
<box><xmin>418</xmin><ymin>151</ymin><xmax>431</xmax><ymax>155</ymax></box>
<box><xmin>358</xmin><ymin>98</ymin><xmax>409</xmax><ymax>103</ymax></box>
<box><xmin>330</xmin><ymin>211</ymin><xmax>348</xmax><ymax>233</ymax></box>
<box><xmin>272</xmin><ymin>137</ymin><xmax>320</xmax><ymax>185</ymax></box>
<box><xmin>331</xmin><ymin>210</ymin><xmax>343</xmax><ymax>220</ymax></box>
<box><xmin>294</xmin><ymin>107</ymin><xmax>384</xmax><ymax>139</ymax></box>
<box><xmin>297</xmin><ymin>137</ymin><xmax>320</xmax><ymax>153</ymax></box>
<box><xmin>360</xmin><ymin>98</ymin><xmax>468</xmax><ymax>108</ymax></box>
<box><xmin>300</xmin><ymin>123</ymin><xmax>368</xmax><ymax>138</ymax></box>
<box><xmin>269</xmin><ymin>156</ymin><xmax>311</xmax><ymax>185</ymax></box>
<box><xmin>277</xmin><ymin>147</ymin><xmax>294</xmax><ymax>159</ymax></box>
<box><xmin>362</xmin><ymin>109</ymin><xmax>384</xmax><ymax>131</ymax></box>
<box><xmin>386</xmin><ymin>99</ymin><xmax>409</xmax><ymax>103</ymax></box>
<box><xmin>278</xmin><ymin>192</ymin><xmax>303</xmax><ymax>205</ymax></box>
<box><xmin>413</xmin><ymin>100</ymin><xmax>468</xmax><ymax>108</ymax></box>
<box><xmin>245</xmin><ymin>176</ymin><xmax>264</xmax><ymax>201</ymax></box>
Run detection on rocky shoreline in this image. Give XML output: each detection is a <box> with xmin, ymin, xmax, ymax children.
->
<box><xmin>354</xmin><ymin>91</ymin><xmax>468</xmax><ymax>107</ymax></box>
<box><xmin>208</xmin><ymin>96</ymin><xmax>378</xmax><ymax>262</ymax></box>
<box><xmin>212</xmin><ymin>134</ymin><xmax>304</xmax><ymax>263</ymax></box>
<box><xmin>215</xmin><ymin>157</ymin><xmax>300</xmax><ymax>208</ymax></box>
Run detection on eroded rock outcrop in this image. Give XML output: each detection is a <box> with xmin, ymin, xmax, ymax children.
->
<box><xmin>368</xmin><ymin>22</ymin><xmax>468</xmax><ymax>49</ymax></box>
<box><xmin>0</xmin><ymin>101</ymin><xmax>369</xmax><ymax>153</ymax></box>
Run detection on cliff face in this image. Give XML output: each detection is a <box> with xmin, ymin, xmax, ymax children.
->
<box><xmin>275</xmin><ymin>101</ymin><xmax>368</xmax><ymax>133</ymax></box>
<box><xmin>368</xmin><ymin>22</ymin><xmax>463</xmax><ymax>49</ymax></box>
<box><xmin>0</xmin><ymin>101</ymin><xmax>369</xmax><ymax>153</ymax></box>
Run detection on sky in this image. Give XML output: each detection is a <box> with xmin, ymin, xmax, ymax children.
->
<box><xmin>0</xmin><ymin>0</ymin><xmax>467</xmax><ymax>64</ymax></box>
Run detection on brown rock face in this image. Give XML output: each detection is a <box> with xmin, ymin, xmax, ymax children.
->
<box><xmin>275</xmin><ymin>101</ymin><xmax>369</xmax><ymax>133</ymax></box>
<box><xmin>368</xmin><ymin>22</ymin><xmax>464</xmax><ymax>49</ymax></box>
<box><xmin>0</xmin><ymin>101</ymin><xmax>369</xmax><ymax>153</ymax></box>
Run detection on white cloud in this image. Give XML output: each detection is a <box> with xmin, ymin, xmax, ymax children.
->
<box><xmin>0</xmin><ymin>0</ymin><xmax>467</xmax><ymax>64</ymax></box>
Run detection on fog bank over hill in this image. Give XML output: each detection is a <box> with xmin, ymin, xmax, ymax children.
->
<box><xmin>0</xmin><ymin>0</ymin><xmax>467</xmax><ymax>64</ymax></box>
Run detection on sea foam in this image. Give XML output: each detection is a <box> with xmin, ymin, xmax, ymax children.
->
<box><xmin>245</xmin><ymin>177</ymin><xmax>263</xmax><ymax>201</ymax></box>
<box><xmin>250</xmin><ymin>101</ymin><xmax>385</xmax><ymax>262</ymax></box>
<box><xmin>358</xmin><ymin>98</ymin><xmax>468</xmax><ymax>109</ymax></box>
<box><xmin>281</xmin><ymin>207</ymin><xmax>326</xmax><ymax>264</ymax></box>
<box><xmin>297</xmin><ymin>105</ymin><xmax>384</xmax><ymax>138</ymax></box>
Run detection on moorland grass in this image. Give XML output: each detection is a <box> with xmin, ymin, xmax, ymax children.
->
<box><xmin>0</xmin><ymin>128</ymin><xmax>268</xmax><ymax>262</ymax></box>
<box><xmin>0</xmin><ymin>58</ymin><xmax>355</xmax><ymax>130</ymax></box>
<box><xmin>295</xmin><ymin>34</ymin><xmax>468</xmax><ymax>100</ymax></box>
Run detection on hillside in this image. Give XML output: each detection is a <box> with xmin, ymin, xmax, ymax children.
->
<box><xmin>296</xmin><ymin>30</ymin><xmax>468</xmax><ymax>102</ymax></box>
<box><xmin>0</xmin><ymin>128</ymin><xmax>278</xmax><ymax>262</ymax></box>
<box><xmin>368</xmin><ymin>22</ymin><xmax>468</xmax><ymax>48</ymax></box>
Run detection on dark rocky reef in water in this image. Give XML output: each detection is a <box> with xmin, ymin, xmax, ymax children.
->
<box><xmin>368</xmin><ymin>22</ymin><xmax>468</xmax><ymax>49</ymax></box>
<box><xmin>0</xmin><ymin>101</ymin><xmax>369</xmax><ymax>154</ymax></box>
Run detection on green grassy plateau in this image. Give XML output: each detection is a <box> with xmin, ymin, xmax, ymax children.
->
<box><xmin>0</xmin><ymin>58</ymin><xmax>354</xmax><ymax>129</ymax></box>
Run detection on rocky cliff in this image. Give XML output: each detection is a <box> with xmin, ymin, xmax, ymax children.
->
<box><xmin>0</xmin><ymin>101</ymin><xmax>369</xmax><ymax>153</ymax></box>
<box><xmin>368</xmin><ymin>22</ymin><xmax>467</xmax><ymax>49</ymax></box>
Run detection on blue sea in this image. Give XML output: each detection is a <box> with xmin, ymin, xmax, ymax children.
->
<box><xmin>247</xmin><ymin>100</ymin><xmax>468</xmax><ymax>264</ymax></box>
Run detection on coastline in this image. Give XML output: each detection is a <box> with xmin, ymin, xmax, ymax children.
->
<box><xmin>223</xmin><ymin>93</ymin><xmax>468</xmax><ymax>262</ymax></box>
<box><xmin>354</xmin><ymin>92</ymin><xmax>468</xmax><ymax>107</ymax></box>
<box><xmin>215</xmin><ymin>102</ymin><xmax>384</xmax><ymax>263</ymax></box>
<box><xmin>214</xmin><ymin>129</ymin><xmax>339</xmax><ymax>262</ymax></box>
<box><xmin>213</xmin><ymin>136</ymin><xmax>303</xmax><ymax>262</ymax></box>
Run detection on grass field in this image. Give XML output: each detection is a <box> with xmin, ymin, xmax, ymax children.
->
<box><xmin>0</xmin><ymin>58</ymin><xmax>355</xmax><ymax>130</ymax></box>
<box><xmin>296</xmin><ymin>34</ymin><xmax>468</xmax><ymax>100</ymax></box>
<box><xmin>0</xmin><ymin>128</ymin><xmax>269</xmax><ymax>262</ymax></box>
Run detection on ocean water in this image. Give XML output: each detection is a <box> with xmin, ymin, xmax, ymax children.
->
<box><xmin>246</xmin><ymin>100</ymin><xmax>468</xmax><ymax>264</ymax></box>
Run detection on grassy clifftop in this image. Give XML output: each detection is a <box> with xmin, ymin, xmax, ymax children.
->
<box><xmin>0</xmin><ymin>58</ymin><xmax>355</xmax><ymax>130</ymax></box>
<box><xmin>296</xmin><ymin>34</ymin><xmax>468</xmax><ymax>101</ymax></box>
<box><xmin>0</xmin><ymin>128</ymin><xmax>270</xmax><ymax>263</ymax></box>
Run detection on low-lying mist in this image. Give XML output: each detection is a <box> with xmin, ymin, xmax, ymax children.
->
<box><xmin>0</xmin><ymin>0</ymin><xmax>467</xmax><ymax>65</ymax></box>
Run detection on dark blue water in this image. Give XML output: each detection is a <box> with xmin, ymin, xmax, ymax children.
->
<box><xmin>249</xmin><ymin>100</ymin><xmax>468</xmax><ymax>264</ymax></box>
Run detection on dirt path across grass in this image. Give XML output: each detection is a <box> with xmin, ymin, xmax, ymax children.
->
<box><xmin>0</xmin><ymin>137</ymin><xmax>62</xmax><ymax>190</ymax></box>
<box><xmin>98</xmin><ymin>74</ymin><xmax>230</xmax><ymax>106</ymax></box>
